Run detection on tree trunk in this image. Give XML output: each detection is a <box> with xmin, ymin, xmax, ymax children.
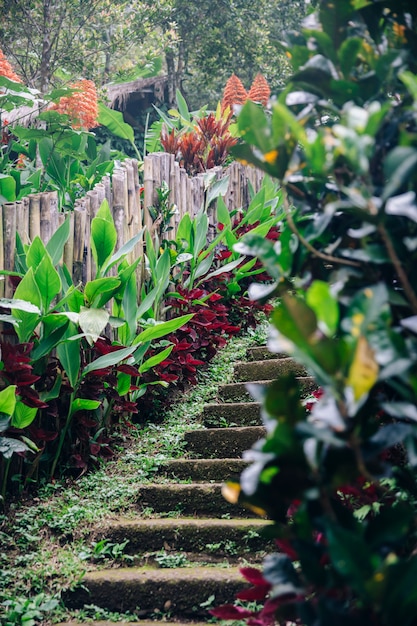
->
<box><xmin>39</xmin><ymin>0</ymin><xmax>52</xmax><ymax>93</ymax></box>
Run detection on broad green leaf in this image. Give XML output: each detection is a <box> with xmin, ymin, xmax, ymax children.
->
<box><xmin>216</xmin><ymin>197</ymin><xmax>231</xmax><ymax>227</ymax></box>
<box><xmin>175</xmin><ymin>88</ymin><xmax>191</xmax><ymax>123</ymax></box>
<box><xmin>104</xmin><ymin>229</ymin><xmax>144</xmax><ymax>274</ymax></box>
<box><xmin>205</xmin><ymin>175</ymin><xmax>230</xmax><ymax>209</ymax></box>
<box><xmin>40</xmin><ymin>374</ymin><xmax>62</xmax><ymax>402</ymax></box>
<box><xmin>91</xmin><ymin>200</ymin><xmax>118</xmax><ymax>275</ymax></box>
<box><xmin>70</xmin><ymin>398</ymin><xmax>101</xmax><ymax>416</ymax></box>
<box><xmin>13</xmin><ymin>268</ymin><xmax>41</xmax><ymax>342</ymax></box>
<box><xmin>0</xmin><ymin>436</ymin><xmax>30</xmax><ymax>459</ymax></box>
<box><xmin>46</xmin><ymin>217</ymin><xmax>71</xmax><ymax>266</ymax></box>
<box><xmin>79</xmin><ymin>306</ymin><xmax>110</xmax><ymax>344</ymax></box>
<box><xmin>237</xmin><ymin>100</ymin><xmax>273</xmax><ymax>153</ymax></box>
<box><xmin>31</xmin><ymin>318</ymin><xmax>69</xmax><ymax>361</ymax></box>
<box><xmin>84</xmin><ymin>277</ymin><xmax>121</xmax><ymax>307</ymax></box>
<box><xmin>56</xmin><ymin>324</ymin><xmax>81</xmax><ymax>388</ymax></box>
<box><xmin>0</xmin><ymin>386</ymin><xmax>17</xmax><ymax>416</ymax></box>
<box><xmin>82</xmin><ymin>345</ymin><xmax>138</xmax><ymax>376</ymax></box>
<box><xmin>117</xmin><ymin>371</ymin><xmax>131</xmax><ymax>396</ymax></box>
<box><xmin>193</xmin><ymin>211</ymin><xmax>209</xmax><ymax>258</ymax></box>
<box><xmin>135</xmin><ymin>314</ymin><xmax>194</xmax><ymax>343</ymax></box>
<box><xmin>306</xmin><ymin>281</ymin><xmax>339</xmax><ymax>336</ymax></box>
<box><xmin>34</xmin><ymin>253</ymin><xmax>62</xmax><ymax>312</ymax></box>
<box><xmin>200</xmin><ymin>257</ymin><xmax>245</xmax><ymax>283</ymax></box>
<box><xmin>176</xmin><ymin>213</ymin><xmax>193</xmax><ymax>249</ymax></box>
<box><xmin>139</xmin><ymin>345</ymin><xmax>174</xmax><ymax>374</ymax></box>
<box><xmin>194</xmin><ymin>251</ymin><xmax>214</xmax><ymax>280</ymax></box>
<box><xmin>135</xmin><ymin>286</ymin><xmax>158</xmax><ymax>321</ymax></box>
<box><xmin>26</xmin><ymin>236</ymin><xmax>47</xmax><ymax>271</ymax></box>
<box><xmin>98</xmin><ymin>102</ymin><xmax>135</xmax><ymax>143</ymax></box>
<box><xmin>0</xmin><ymin>174</ymin><xmax>16</xmax><ymax>202</ymax></box>
<box><xmin>38</xmin><ymin>138</ymin><xmax>67</xmax><ymax>188</ymax></box>
<box><xmin>338</xmin><ymin>37</ymin><xmax>363</xmax><ymax>76</ymax></box>
<box><xmin>0</xmin><ymin>298</ymin><xmax>40</xmax><ymax>314</ymax></box>
<box><xmin>12</xmin><ymin>401</ymin><xmax>37</xmax><ymax>429</ymax></box>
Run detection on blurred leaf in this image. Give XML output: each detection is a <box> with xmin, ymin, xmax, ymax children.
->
<box><xmin>347</xmin><ymin>336</ymin><xmax>378</xmax><ymax>401</ymax></box>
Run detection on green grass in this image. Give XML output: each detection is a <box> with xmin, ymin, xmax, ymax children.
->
<box><xmin>0</xmin><ymin>322</ymin><xmax>268</xmax><ymax>625</ymax></box>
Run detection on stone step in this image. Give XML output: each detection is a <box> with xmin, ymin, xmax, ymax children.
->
<box><xmin>184</xmin><ymin>426</ymin><xmax>265</xmax><ymax>459</ymax></box>
<box><xmin>218</xmin><ymin>376</ymin><xmax>317</xmax><ymax>403</ymax></box>
<box><xmin>136</xmin><ymin>483</ymin><xmax>254</xmax><ymax>517</ymax></box>
<box><xmin>246</xmin><ymin>346</ymin><xmax>288</xmax><ymax>361</ymax></box>
<box><xmin>94</xmin><ymin>517</ymin><xmax>270</xmax><ymax>557</ymax></box>
<box><xmin>160</xmin><ymin>458</ymin><xmax>249</xmax><ymax>482</ymax></box>
<box><xmin>234</xmin><ymin>358</ymin><xmax>307</xmax><ymax>383</ymax></box>
<box><xmin>201</xmin><ymin>402</ymin><xmax>262</xmax><ymax>428</ymax></box>
<box><xmin>65</xmin><ymin>566</ymin><xmax>249</xmax><ymax>617</ymax></box>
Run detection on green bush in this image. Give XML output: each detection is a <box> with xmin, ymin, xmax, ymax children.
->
<box><xmin>213</xmin><ymin>2</ymin><xmax>417</xmax><ymax>624</ymax></box>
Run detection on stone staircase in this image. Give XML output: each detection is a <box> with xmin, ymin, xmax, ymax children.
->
<box><xmin>61</xmin><ymin>347</ymin><xmax>316</xmax><ymax>625</ymax></box>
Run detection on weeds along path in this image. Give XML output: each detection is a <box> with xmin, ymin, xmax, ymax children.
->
<box><xmin>1</xmin><ymin>325</ymin><xmax>316</xmax><ymax>625</ymax></box>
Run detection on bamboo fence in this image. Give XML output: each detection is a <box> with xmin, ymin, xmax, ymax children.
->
<box><xmin>0</xmin><ymin>154</ymin><xmax>264</xmax><ymax>296</ymax></box>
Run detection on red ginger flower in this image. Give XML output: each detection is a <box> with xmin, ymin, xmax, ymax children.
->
<box><xmin>222</xmin><ymin>73</ymin><xmax>248</xmax><ymax>111</ymax></box>
<box><xmin>248</xmin><ymin>73</ymin><xmax>271</xmax><ymax>106</ymax></box>
<box><xmin>0</xmin><ymin>48</ymin><xmax>22</xmax><ymax>83</ymax></box>
<box><xmin>50</xmin><ymin>79</ymin><xmax>99</xmax><ymax>130</ymax></box>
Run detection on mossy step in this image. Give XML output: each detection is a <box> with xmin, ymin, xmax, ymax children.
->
<box><xmin>94</xmin><ymin>517</ymin><xmax>270</xmax><ymax>555</ymax></box>
<box><xmin>201</xmin><ymin>402</ymin><xmax>262</xmax><ymax>427</ymax></box>
<box><xmin>65</xmin><ymin>566</ymin><xmax>249</xmax><ymax>616</ymax></box>
<box><xmin>246</xmin><ymin>346</ymin><xmax>288</xmax><ymax>361</ymax></box>
<box><xmin>233</xmin><ymin>358</ymin><xmax>307</xmax><ymax>383</ymax></box>
<box><xmin>160</xmin><ymin>458</ymin><xmax>249</xmax><ymax>481</ymax></box>
<box><xmin>218</xmin><ymin>376</ymin><xmax>317</xmax><ymax>403</ymax></box>
<box><xmin>136</xmin><ymin>483</ymin><xmax>255</xmax><ymax>517</ymax></box>
<box><xmin>184</xmin><ymin>426</ymin><xmax>265</xmax><ymax>458</ymax></box>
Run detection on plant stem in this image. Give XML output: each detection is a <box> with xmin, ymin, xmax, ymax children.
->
<box><xmin>49</xmin><ymin>391</ymin><xmax>75</xmax><ymax>479</ymax></box>
<box><xmin>378</xmin><ymin>222</ymin><xmax>417</xmax><ymax>315</ymax></box>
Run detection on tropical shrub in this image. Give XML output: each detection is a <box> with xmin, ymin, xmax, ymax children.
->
<box><xmin>0</xmin><ymin>200</ymin><xmax>192</xmax><ymax>494</ymax></box>
<box><xmin>211</xmin><ymin>1</ymin><xmax>417</xmax><ymax>625</ymax></box>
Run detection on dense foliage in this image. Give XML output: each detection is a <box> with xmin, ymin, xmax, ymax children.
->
<box><xmin>210</xmin><ymin>1</ymin><xmax>417</xmax><ymax>624</ymax></box>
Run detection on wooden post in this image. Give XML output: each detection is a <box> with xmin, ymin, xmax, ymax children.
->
<box><xmin>73</xmin><ymin>207</ymin><xmax>86</xmax><ymax>286</ymax></box>
<box><xmin>3</xmin><ymin>202</ymin><xmax>16</xmax><ymax>298</ymax></box>
<box><xmin>63</xmin><ymin>211</ymin><xmax>75</xmax><ymax>277</ymax></box>
<box><xmin>0</xmin><ymin>205</ymin><xmax>4</xmax><ymax>297</ymax></box>
<box><xmin>40</xmin><ymin>192</ymin><xmax>52</xmax><ymax>244</ymax></box>
<box><xmin>29</xmin><ymin>194</ymin><xmax>41</xmax><ymax>242</ymax></box>
<box><xmin>143</xmin><ymin>154</ymin><xmax>155</xmax><ymax>238</ymax></box>
<box><xmin>112</xmin><ymin>169</ymin><xmax>127</xmax><ymax>254</ymax></box>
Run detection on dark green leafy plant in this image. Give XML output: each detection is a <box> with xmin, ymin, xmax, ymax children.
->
<box><xmin>212</xmin><ymin>2</ymin><xmax>417</xmax><ymax>625</ymax></box>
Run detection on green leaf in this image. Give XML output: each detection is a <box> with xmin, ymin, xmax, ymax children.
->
<box><xmin>193</xmin><ymin>211</ymin><xmax>209</xmax><ymax>258</ymax></box>
<box><xmin>12</xmin><ymin>268</ymin><xmax>41</xmax><ymax>342</ymax></box>
<box><xmin>12</xmin><ymin>401</ymin><xmax>37</xmax><ymax>429</ymax></box>
<box><xmin>104</xmin><ymin>229</ymin><xmax>144</xmax><ymax>274</ymax></box>
<box><xmin>0</xmin><ymin>436</ymin><xmax>30</xmax><ymax>459</ymax></box>
<box><xmin>26</xmin><ymin>236</ymin><xmax>47</xmax><ymax>271</ymax></box>
<box><xmin>98</xmin><ymin>102</ymin><xmax>135</xmax><ymax>142</ymax></box>
<box><xmin>200</xmin><ymin>257</ymin><xmax>245</xmax><ymax>282</ymax></box>
<box><xmin>56</xmin><ymin>325</ymin><xmax>80</xmax><ymax>388</ymax></box>
<box><xmin>38</xmin><ymin>138</ymin><xmax>67</xmax><ymax>188</ymax></box>
<box><xmin>338</xmin><ymin>37</ymin><xmax>364</xmax><ymax>76</ymax></box>
<box><xmin>70</xmin><ymin>398</ymin><xmax>101</xmax><ymax>416</ymax></box>
<box><xmin>31</xmin><ymin>318</ymin><xmax>69</xmax><ymax>361</ymax></box>
<box><xmin>34</xmin><ymin>254</ymin><xmax>62</xmax><ymax>312</ymax></box>
<box><xmin>139</xmin><ymin>345</ymin><xmax>174</xmax><ymax>374</ymax></box>
<box><xmin>216</xmin><ymin>197</ymin><xmax>231</xmax><ymax>227</ymax></box>
<box><xmin>46</xmin><ymin>218</ymin><xmax>71</xmax><ymax>266</ymax></box>
<box><xmin>82</xmin><ymin>345</ymin><xmax>138</xmax><ymax>376</ymax></box>
<box><xmin>306</xmin><ymin>281</ymin><xmax>339</xmax><ymax>336</ymax></box>
<box><xmin>117</xmin><ymin>371</ymin><xmax>132</xmax><ymax>396</ymax></box>
<box><xmin>79</xmin><ymin>307</ymin><xmax>110</xmax><ymax>344</ymax></box>
<box><xmin>237</xmin><ymin>100</ymin><xmax>273</xmax><ymax>153</ymax></box>
<box><xmin>91</xmin><ymin>200</ymin><xmax>118</xmax><ymax>275</ymax></box>
<box><xmin>0</xmin><ymin>386</ymin><xmax>17</xmax><ymax>416</ymax></box>
<box><xmin>84</xmin><ymin>277</ymin><xmax>121</xmax><ymax>307</ymax></box>
<box><xmin>205</xmin><ymin>175</ymin><xmax>230</xmax><ymax>209</ymax></box>
<box><xmin>175</xmin><ymin>89</ymin><xmax>191</xmax><ymax>123</ymax></box>
<box><xmin>194</xmin><ymin>251</ymin><xmax>214</xmax><ymax>280</ymax></box>
<box><xmin>0</xmin><ymin>174</ymin><xmax>16</xmax><ymax>202</ymax></box>
<box><xmin>135</xmin><ymin>314</ymin><xmax>193</xmax><ymax>343</ymax></box>
<box><xmin>0</xmin><ymin>298</ymin><xmax>40</xmax><ymax>314</ymax></box>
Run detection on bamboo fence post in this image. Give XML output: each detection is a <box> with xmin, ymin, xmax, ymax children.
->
<box><xmin>3</xmin><ymin>202</ymin><xmax>16</xmax><ymax>298</ymax></box>
<box><xmin>40</xmin><ymin>192</ymin><xmax>53</xmax><ymax>244</ymax></box>
<box><xmin>29</xmin><ymin>194</ymin><xmax>41</xmax><ymax>242</ymax></box>
<box><xmin>179</xmin><ymin>167</ymin><xmax>187</xmax><ymax>222</ymax></box>
<box><xmin>73</xmin><ymin>206</ymin><xmax>86</xmax><ymax>286</ymax></box>
<box><xmin>84</xmin><ymin>196</ymin><xmax>92</xmax><ymax>283</ymax></box>
<box><xmin>143</xmin><ymin>155</ymin><xmax>156</xmax><ymax>238</ymax></box>
<box><xmin>49</xmin><ymin>191</ymin><xmax>58</xmax><ymax>236</ymax></box>
<box><xmin>112</xmin><ymin>169</ymin><xmax>127</xmax><ymax>255</ymax></box>
<box><xmin>63</xmin><ymin>211</ymin><xmax>75</xmax><ymax>277</ymax></box>
<box><xmin>19</xmin><ymin>198</ymin><xmax>30</xmax><ymax>246</ymax></box>
<box><xmin>103</xmin><ymin>174</ymin><xmax>112</xmax><ymax>206</ymax></box>
<box><xmin>172</xmin><ymin>162</ymin><xmax>181</xmax><ymax>237</ymax></box>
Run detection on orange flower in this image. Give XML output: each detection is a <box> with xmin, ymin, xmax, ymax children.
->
<box><xmin>0</xmin><ymin>48</ymin><xmax>22</xmax><ymax>83</ymax></box>
<box><xmin>248</xmin><ymin>74</ymin><xmax>270</xmax><ymax>106</ymax></box>
<box><xmin>50</xmin><ymin>79</ymin><xmax>99</xmax><ymax>130</ymax></box>
<box><xmin>221</xmin><ymin>74</ymin><xmax>248</xmax><ymax>111</ymax></box>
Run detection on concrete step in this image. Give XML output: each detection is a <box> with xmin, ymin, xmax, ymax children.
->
<box><xmin>160</xmin><ymin>458</ymin><xmax>249</xmax><ymax>481</ymax></box>
<box><xmin>218</xmin><ymin>376</ymin><xmax>317</xmax><ymax>403</ymax></box>
<box><xmin>184</xmin><ymin>426</ymin><xmax>265</xmax><ymax>458</ymax></box>
<box><xmin>233</xmin><ymin>358</ymin><xmax>307</xmax><ymax>383</ymax></box>
<box><xmin>65</xmin><ymin>566</ymin><xmax>249</xmax><ymax>617</ymax></box>
<box><xmin>94</xmin><ymin>517</ymin><xmax>270</xmax><ymax>557</ymax></box>
<box><xmin>201</xmin><ymin>401</ymin><xmax>262</xmax><ymax>427</ymax></box>
<box><xmin>136</xmin><ymin>483</ymin><xmax>254</xmax><ymax>517</ymax></box>
<box><xmin>246</xmin><ymin>346</ymin><xmax>287</xmax><ymax>361</ymax></box>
